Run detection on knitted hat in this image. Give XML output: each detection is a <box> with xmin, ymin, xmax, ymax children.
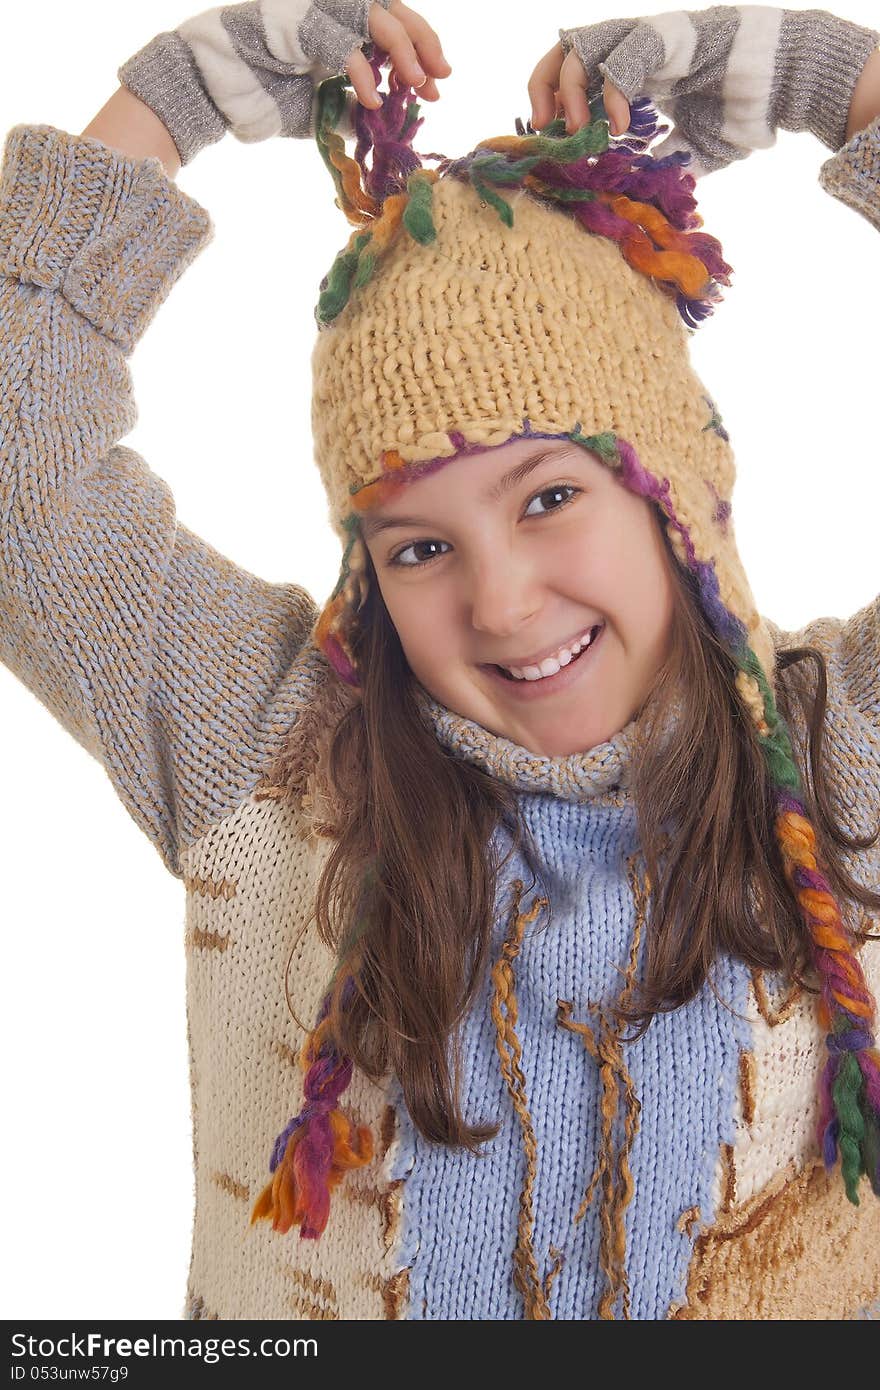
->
<box><xmin>309</xmin><ymin>85</ymin><xmax>776</xmax><ymax>707</ymax></box>
<box><xmin>251</xmin><ymin>53</ymin><xmax>880</xmax><ymax>1248</ymax></box>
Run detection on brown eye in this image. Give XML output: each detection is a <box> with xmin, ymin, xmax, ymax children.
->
<box><xmin>523</xmin><ymin>484</ymin><xmax>581</xmax><ymax>518</ymax></box>
<box><xmin>389</xmin><ymin>539</ymin><xmax>450</xmax><ymax>570</ymax></box>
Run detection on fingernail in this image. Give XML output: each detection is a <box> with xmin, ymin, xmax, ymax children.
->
<box><xmin>414</xmin><ymin>67</ymin><xmax>426</xmax><ymax>83</ymax></box>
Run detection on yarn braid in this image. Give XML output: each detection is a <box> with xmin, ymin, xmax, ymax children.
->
<box><xmin>611</xmin><ymin>422</ymin><xmax>880</xmax><ymax>1205</ymax></box>
<box><xmin>250</xmin><ymin>874</ymin><xmax>378</xmax><ymax>1238</ymax></box>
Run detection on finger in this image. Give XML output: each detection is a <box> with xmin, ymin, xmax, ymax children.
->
<box><xmin>368</xmin><ymin>3</ymin><xmax>443</xmax><ymax>89</ymax></box>
<box><xmin>603</xmin><ymin>76</ymin><xmax>631</xmax><ymax>136</ymax></box>
<box><xmin>386</xmin><ymin>2</ymin><xmax>453</xmax><ymax>77</ymax></box>
<box><xmin>527</xmin><ymin>41</ymin><xmax>564</xmax><ymax>129</ymax></box>
<box><xmin>345</xmin><ymin>46</ymin><xmax>383</xmax><ymax>107</ymax></box>
<box><xmin>558</xmin><ymin>48</ymin><xmax>591</xmax><ymax>133</ymax></box>
<box><xmin>417</xmin><ymin>75</ymin><xmax>441</xmax><ymax>101</ymax></box>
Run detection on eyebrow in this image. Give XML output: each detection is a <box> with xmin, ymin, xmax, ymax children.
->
<box><xmin>360</xmin><ymin>446</ymin><xmax>579</xmax><ymax>539</ymax></box>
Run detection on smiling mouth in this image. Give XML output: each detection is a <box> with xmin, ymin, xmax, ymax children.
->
<box><xmin>491</xmin><ymin>624</ymin><xmax>603</xmax><ymax>680</ymax></box>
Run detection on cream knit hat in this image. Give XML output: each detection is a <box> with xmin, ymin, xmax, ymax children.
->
<box><xmin>308</xmin><ymin>74</ymin><xmax>775</xmax><ymax>728</ymax></box>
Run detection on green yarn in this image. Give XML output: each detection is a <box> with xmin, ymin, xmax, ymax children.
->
<box><xmin>316</xmin><ymin>172</ymin><xmax>437</xmax><ymax>326</ymax></box>
<box><xmin>568</xmin><ymin>427</ymin><xmax>620</xmax><ymax>464</ymax></box>
<box><xmin>315</xmin><ymin>74</ymin><xmax>351</xmax><ymax>208</ymax></box>
<box><xmin>329</xmin><ymin>518</ymin><xmax>360</xmax><ymax>603</ymax></box>
<box><xmin>353</xmin><ymin>250</ymin><xmax>377</xmax><ymax>290</ymax></box>
<box><xmin>472</xmin><ymin>150</ymin><xmax>547</xmax><ymax>184</ymax></box>
<box><xmin>328</xmin><ymin>861</ymin><xmax>379</xmax><ymax>989</ymax></box>
<box><xmin>737</xmin><ymin>646</ymin><xmax>802</xmax><ymax>790</ymax></box>
<box><xmin>471</xmin><ymin>174</ymin><xmax>514</xmax><ymax>227</ymax></box>
<box><xmin>401</xmin><ymin>99</ymin><xmax>422</xmax><ymax>140</ymax></box>
<box><xmin>533</xmin><ymin>185</ymin><xmax>598</xmax><ymax>205</ymax></box>
<box><xmin>863</xmin><ymin>1108</ymin><xmax>880</xmax><ymax>1197</ymax></box>
<box><xmin>317</xmin><ymin>230</ymin><xmax>374</xmax><ymax>324</ymax></box>
<box><xmin>523</xmin><ymin>115</ymin><xmax>611</xmax><ymax>161</ymax></box>
<box><xmin>402</xmin><ymin>170</ymin><xmax>437</xmax><ymax>243</ymax></box>
<box><xmin>832</xmin><ymin>1049</ymin><xmax>866</xmax><ymax>1204</ymax></box>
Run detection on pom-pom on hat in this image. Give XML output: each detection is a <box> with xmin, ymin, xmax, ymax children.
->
<box><xmin>250</xmin><ymin>48</ymin><xmax>880</xmax><ymax>1248</ymax></box>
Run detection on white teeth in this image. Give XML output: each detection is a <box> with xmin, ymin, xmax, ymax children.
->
<box><xmin>503</xmin><ymin>625</ymin><xmax>599</xmax><ymax>681</ymax></box>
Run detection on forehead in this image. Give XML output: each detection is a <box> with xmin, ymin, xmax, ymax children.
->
<box><xmin>359</xmin><ymin>439</ymin><xmax>608</xmax><ymax>539</ymax></box>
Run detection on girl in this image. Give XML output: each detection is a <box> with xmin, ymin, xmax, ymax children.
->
<box><xmin>1</xmin><ymin>0</ymin><xmax>879</xmax><ymax>1320</ymax></box>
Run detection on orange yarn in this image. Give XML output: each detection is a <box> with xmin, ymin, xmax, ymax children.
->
<box><xmin>777</xmin><ymin>807</ymin><xmax>879</xmax><ymax>1029</ymax></box>
<box><xmin>251</xmin><ymin>1103</ymin><xmax>374</xmax><ymax>1236</ymax></box>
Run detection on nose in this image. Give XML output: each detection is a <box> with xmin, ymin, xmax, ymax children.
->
<box><xmin>468</xmin><ymin>549</ymin><xmax>541</xmax><ymax>639</ymax></box>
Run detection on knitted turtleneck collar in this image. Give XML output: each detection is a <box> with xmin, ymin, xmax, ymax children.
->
<box><xmin>414</xmin><ymin>684</ymin><xmax>643</xmax><ymax>804</ymax></box>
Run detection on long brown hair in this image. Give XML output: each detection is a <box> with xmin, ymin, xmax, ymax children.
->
<box><xmin>262</xmin><ymin>503</ymin><xmax>880</xmax><ymax>1149</ymax></box>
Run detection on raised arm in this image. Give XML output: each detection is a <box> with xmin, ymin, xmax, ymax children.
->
<box><xmin>0</xmin><ymin>3</ymin><xmax>452</xmax><ymax>878</ymax></box>
<box><xmin>0</xmin><ymin>118</ymin><xmax>320</xmax><ymax>878</ymax></box>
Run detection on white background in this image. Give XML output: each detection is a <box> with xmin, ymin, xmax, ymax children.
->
<box><xmin>1</xmin><ymin>1</ymin><xmax>878</xmax><ymax>1319</ymax></box>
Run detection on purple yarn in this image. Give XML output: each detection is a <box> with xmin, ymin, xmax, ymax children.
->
<box><xmin>299</xmin><ymin>1108</ymin><xmax>334</xmax><ymax>1175</ymax></box>
<box><xmin>267</xmin><ymin>983</ymin><xmax>354</xmax><ymax>1172</ymax></box>
<box><xmin>822</xmin><ymin>1115</ymin><xmax>840</xmax><ymax>1167</ymax></box>
<box><xmin>613</xmin><ymin>437</ymin><xmax>746</xmax><ymax>653</ymax></box>
<box><xmin>677</xmin><ymin>292</ymin><xmax>714</xmax><ymax>329</ymax></box>
<box><xmin>793</xmin><ymin>865</ymin><xmax>829</xmax><ymax>891</ymax></box>
<box><xmin>270</xmin><ymin>1113</ymin><xmax>307</xmax><ymax>1172</ymax></box>
<box><xmin>859</xmin><ymin>1050</ymin><xmax>880</xmax><ymax>1108</ymax></box>
<box><xmin>352</xmin><ymin>46</ymin><xmax>426</xmax><ymax>202</ymax></box>
<box><xmin>626</xmin><ymin>96</ymin><xmax>667</xmax><ymax>144</ymax></box>
<box><xmin>827</xmin><ymin>1028</ymin><xmax>874</xmax><ymax>1053</ymax></box>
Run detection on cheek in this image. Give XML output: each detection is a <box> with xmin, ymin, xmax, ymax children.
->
<box><xmin>380</xmin><ymin>583</ymin><xmax>457</xmax><ymax>669</ymax></box>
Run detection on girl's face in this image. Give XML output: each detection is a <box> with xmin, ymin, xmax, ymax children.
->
<box><xmin>361</xmin><ymin>437</ymin><xmax>677</xmax><ymax>757</ymax></box>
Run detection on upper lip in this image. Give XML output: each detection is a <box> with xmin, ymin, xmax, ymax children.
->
<box><xmin>482</xmin><ymin>623</ymin><xmax>603</xmax><ymax>670</ymax></box>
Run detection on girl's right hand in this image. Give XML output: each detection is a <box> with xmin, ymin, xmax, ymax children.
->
<box><xmin>528</xmin><ymin>7</ymin><xmax>879</xmax><ymax>179</ymax></box>
<box><xmin>117</xmin><ymin>1</ymin><xmax>451</xmax><ymax>168</ymax></box>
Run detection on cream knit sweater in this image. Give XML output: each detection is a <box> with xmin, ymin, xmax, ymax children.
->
<box><xmin>1</xmin><ymin>116</ymin><xmax>879</xmax><ymax>1319</ymax></box>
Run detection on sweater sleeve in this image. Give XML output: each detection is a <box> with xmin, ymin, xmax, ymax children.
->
<box><xmin>0</xmin><ymin>123</ymin><xmax>320</xmax><ymax>879</ymax></box>
<box><xmin>765</xmin><ymin>597</ymin><xmax>880</xmax><ymax>836</ymax></box>
<box><xmin>779</xmin><ymin>115</ymin><xmax>880</xmax><ymax>821</ymax></box>
<box><xmin>818</xmin><ymin>109</ymin><xmax>880</xmax><ymax>231</ymax></box>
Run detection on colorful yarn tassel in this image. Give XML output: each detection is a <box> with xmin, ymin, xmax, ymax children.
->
<box><xmin>251</xmin><ymin>986</ymin><xmax>373</xmax><ymax>1239</ymax></box>
<box><xmin>775</xmin><ymin>793</ymin><xmax>880</xmax><ymax>1203</ymax></box>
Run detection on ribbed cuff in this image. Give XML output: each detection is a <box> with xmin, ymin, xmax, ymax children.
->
<box><xmin>774</xmin><ymin>11</ymin><xmax>880</xmax><ymax>152</ymax></box>
<box><xmin>0</xmin><ymin>124</ymin><xmax>214</xmax><ymax>353</ymax></box>
<box><xmin>818</xmin><ymin>110</ymin><xmax>880</xmax><ymax>232</ymax></box>
<box><xmin>118</xmin><ymin>32</ymin><xmax>229</xmax><ymax>169</ymax></box>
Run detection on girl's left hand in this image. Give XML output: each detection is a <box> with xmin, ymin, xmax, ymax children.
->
<box><xmin>528</xmin><ymin>7</ymin><xmax>880</xmax><ymax>179</ymax></box>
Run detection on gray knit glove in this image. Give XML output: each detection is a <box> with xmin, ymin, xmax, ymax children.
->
<box><xmin>118</xmin><ymin>0</ymin><xmax>393</xmax><ymax>167</ymax></box>
<box><xmin>559</xmin><ymin>6</ymin><xmax>880</xmax><ymax>177</ymax></box>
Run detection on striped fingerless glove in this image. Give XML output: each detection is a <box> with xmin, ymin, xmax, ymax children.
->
<box><xmin>560</xmin><ymin>6</ymin><xmax>880</xmax><ymax>175</ymax></box>
<box><xmin>118</xmin><ymin>0</ymin><xmax>392</xmax><ymax>167</ymax></box>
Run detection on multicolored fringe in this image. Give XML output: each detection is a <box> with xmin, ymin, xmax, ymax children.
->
<box><xmin>312</xmin><ymin>49</ymin><xmax>731</xmax><ymax>331</ymax></box>
<box><xmin>250</xmin><ymin>974</ymin><xmax>373</xmax><ymax>1239</ymax></box>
